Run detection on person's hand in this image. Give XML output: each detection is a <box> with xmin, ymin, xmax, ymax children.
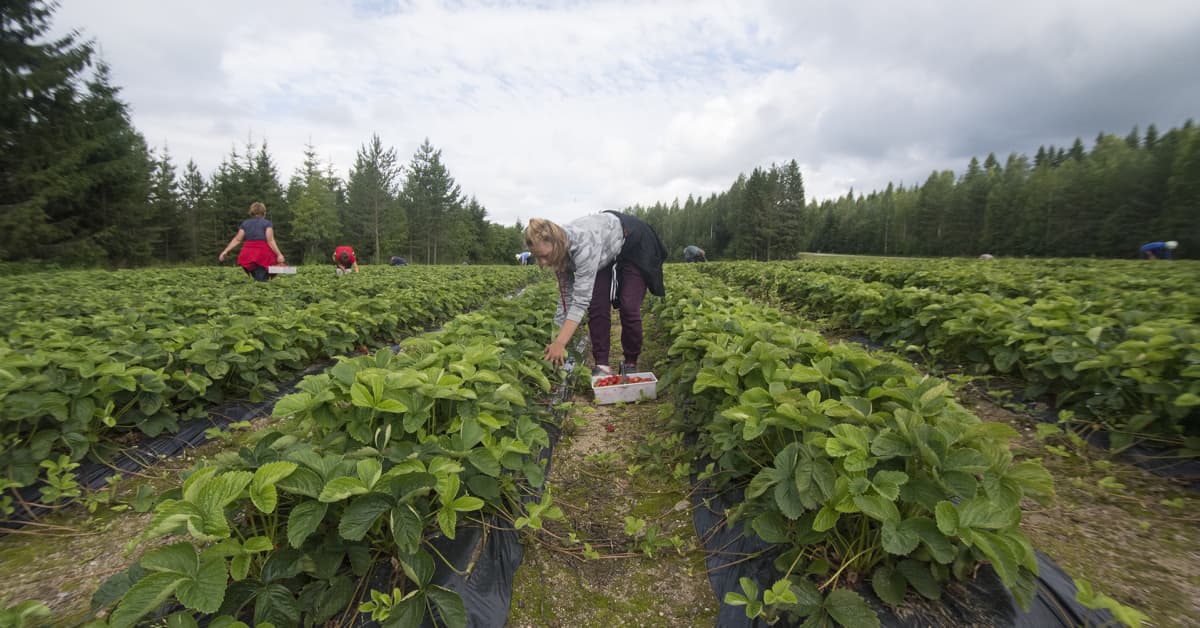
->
<box><xmin>276</xmin><ymin>254</ymin><xmax>285</xmax><ymax>263</ymax></box>
<box><xmin>218</xmin><ymin>252</ymin><xmax>226</xmax><ymax>262</ymax></box>
<box><xmin>543</xmin><ymin>341</ymin><xmax>566</xmax><ymax>366</ymax></box>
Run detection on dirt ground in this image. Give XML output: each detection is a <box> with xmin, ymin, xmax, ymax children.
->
<box><xmin>507</xmin><ymin>321</ymin><xmax>720</xmax><ymax>627</ymax></box>
<box><xmin>960</xmin><ymin>390</ymin><xmax>1200</xmax><ymax>627</ymax></box>
<box><xmin>0</xmin><ymin>433</ymin><xmax>243</xmax><ymax>623</ymax></box>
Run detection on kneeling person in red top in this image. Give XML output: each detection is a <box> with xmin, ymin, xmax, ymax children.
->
<box><xmin>219</xmin><ymin>202</ymin><xmax>285</xmax><ymax>281</ymax></box>
<box><xmin>333</xmin><ymin>246</ymin><xmax>359</xmax><ymax>275</ymax></box>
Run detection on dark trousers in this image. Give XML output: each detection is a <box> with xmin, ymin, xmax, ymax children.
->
<box><xmin>588</xmin><ymin>263</ymin><xmax>646</xmax><ymax>368</ymax></box>
<box><xmin>247</xmin><ymin>265</ymin><xmax>270</xmax><ymax>282</ymax></box>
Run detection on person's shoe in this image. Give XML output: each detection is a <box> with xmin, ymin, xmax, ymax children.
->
<box><xmin>592</xmin><ymin>364</ymin><xmax>612</xmax><ymax>377</ymax></box>
<box><xmin>620</xmin><ymin>362</ymin><xmax>638</xmax><ymax>374</ymax></box>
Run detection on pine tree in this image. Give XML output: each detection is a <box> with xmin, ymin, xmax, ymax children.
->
<box><xmin>459</xmin><ymin>196</ymin><xmax>490</xmax><ymax>263</ymax></box>
<box><xmin>55</xmin><ymin>62</ymin><xmax>153</xmax><ymax>265</ymax></box>
<box><xmin>346</xmin><ymin>134</ymin><xmax>403</xmax><ymax>263</ymax></box>
<box><xmin>0</xmin><ymin>3</ymin><xmax>151</xmax><ymax>264</ymax></box>
<box><xmin>209</xmin><ymin>148</ymin><xmax>249</xmax><ymax>254</ymax></box>
<box><xmin>1144</xmin><ymin>124</ymin><xmax>1159</xmax><ymax>149</ymax></box>
<box><xmin>0</xmin><ymin>0</ymin><xmax>92</xmax><ymax>260</ymax></box>
<box><xmin>1161</xmin><ymin>124</ymin><xmax>1200</xmax><ymax>258</ymax></box>
<box><xmin>179</xmin><ymin>159</ymin><xmax>209</xmax><ymax>261</ymax></box>
<box><xmin>1091</xmin><ymin>133</ymin><xmax>1150</xmax><ymax>256</ymax></box>
<box><xmin>915</xmin><ymin>170</ymin><xmax>955</xmax><ymax>254</ymax></box>
<box><xmin>249</xmin><ymin>142</ymin><xmax>289</xmax><ymax>255</ymax></box>
<box><xmin>1125</xmin><ymin>126</ymin><xmax>1140</xmax><ymax>149</ymax></box>
<box><xmin>981</xmin><ymin>154</ymin><xmax>1029</xmax><ymax>255</ymax></box>
<box><xmin>148</xmin><ymin>147</ymin><xmax>182</xmax><ymax>261</ymax></box>
<box><xmin>287</xmin><ymin>143</ymin><xmax>340</xmax><ymax>262</ymax></box>
<box><xmin>772</xmin><ymin>160</ymin><xmax>806</xmax><ymax>259</ymax></box>
<box><xmin>949</xmin><ymin>157</ymin><xmax>989</xmax><ymax>255</ymax></box>
<box><xmin>400</xmin><ymin>139</ymin><xmax>462</xmax><ymax>263</ymax></box>
<box><xmin>738</xmin><ymin>167</ymin><xmax>771</xmax><ymax>259</ymax></box>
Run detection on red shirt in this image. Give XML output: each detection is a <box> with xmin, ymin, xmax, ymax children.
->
<box><xmin>334</xmin><ymin>246</ymin><xmax>357</xmax><ymax>267</ymax></box>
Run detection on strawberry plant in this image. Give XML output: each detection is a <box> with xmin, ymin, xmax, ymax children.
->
<box><xmin>91</xmin><ymin>281</ymin><xmax>565</xmax><ymax>626</ymax></box>
<box><xmin>653</xmin><ymin>268</ymin><xmax>1057</xmax><ymax>626</ymax></box>
<box><xmin>703</xmin><ymin>260</ymin><xmax>1200</xmax><ymax>451</ymax></box>
<box><xmin>0</xmin><ymin>266</ymin><xmax>537</xmax><ymax>524</ymax></box>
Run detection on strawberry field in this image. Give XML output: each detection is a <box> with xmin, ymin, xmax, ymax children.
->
<box><xmin>0</xmin><ymin>258</ymin><xmax>1196</xmax><ymax>627</ymax></box>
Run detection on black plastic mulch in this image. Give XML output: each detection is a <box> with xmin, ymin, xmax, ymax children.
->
<box><xmin>1</xmin><ymin>381</ymin><xmax>306</xmax><ymax>533</ymax></box>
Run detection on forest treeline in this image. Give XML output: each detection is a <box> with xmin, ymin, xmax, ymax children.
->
<box><xmin>625</xmin><ymin>123</ymin><xmax>1198</xmax><ymax>261</ymax></box>
<box><xmin>3</xmin><ymin>1</ymin><xmax>1196</xmax><ymax>268</ymax></box>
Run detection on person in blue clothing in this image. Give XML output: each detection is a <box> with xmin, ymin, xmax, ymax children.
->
<box><xmin>1139</xmin><ymin>240</ymin><xmax>1178</xmax><ymax>260</ymax></box>
<box><xmin>516</xmin><ymin>251</ymin><xmax>532</xmax><ymax>265</ymax></box>
<box><xmin>683</xmin><ymin>245</ymin><xmax>706</xmax><ymax>262</ymax></box>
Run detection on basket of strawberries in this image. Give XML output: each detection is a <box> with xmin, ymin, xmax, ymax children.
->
<box><xmin>591</xmin><ymin>371</ymin><xmax>658</xmax><ymax>405</ymax></box>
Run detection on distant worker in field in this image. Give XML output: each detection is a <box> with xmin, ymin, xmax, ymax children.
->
<box><xmin>218</xmin><ymin>201</ymin><xmax>286</xmax><ymax>282</ymax></box>
<box><xmin>524</xmin><ymin>212</ymin><xmax>667</xmax><ymax>377</ymax></box>
<box><xmin>684</xmin><ymin>245</ymin><xmax>706</xmax><ymax>262</ymax></box>
<box><xmin>516</xmin><ymin>251</ymin><xmax>532</xmax><ymax>265</ymax></box>
<box><xmin>1139</xmin><ymin>240</ymin><xmax>1178</xmax><ymax>260</ymax></box>
<box><xmin>388</xmin><ymin>256</ymin><xmax>408</xmax><ymax>266</ymax></box>
<box><xmin>333</xmin><ymin>245</ymin><xmax>359</xmax><ymax>274</ymax></box>
<box><xmin>979</xmin><ymin>253</ymin><xmax>995</xmax><ymax>260</ymax></box>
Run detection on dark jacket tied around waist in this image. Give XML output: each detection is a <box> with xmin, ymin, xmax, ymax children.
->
<box><xmin>605</xmin><ymin>210</ymin><xmax>667</xmax><ymax>297</ymax></box>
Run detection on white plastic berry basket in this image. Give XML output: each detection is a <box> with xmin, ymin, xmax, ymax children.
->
<box><xmin>591</xmin><ymin>372</ymin><xmax>658</xmax><ymax>405</ymax></box>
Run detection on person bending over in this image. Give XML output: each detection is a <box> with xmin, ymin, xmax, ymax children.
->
<box><xmin>1139</xmin><ymin>240</ymin><xmax>1178</xmax><ymax>260</ymax></box>
<box><xmin>333</xmin><ymin>245</ymin><xmax>359</xmax><ymax>274</ymax></box>
<box><xmin>524</xmin><ymin>211</ymin><xmax>667</xmax><ymax>376</ymax></box>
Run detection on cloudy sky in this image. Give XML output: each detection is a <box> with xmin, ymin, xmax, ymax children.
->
<box><xmin>53</xmin><ymin>0</ymin><xmax>1200</xmax><ymax>227</ymax></box>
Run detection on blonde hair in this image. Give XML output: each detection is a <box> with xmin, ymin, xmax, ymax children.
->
<box><xmin>248</xmin><ymin>202</ymin><xmax>267</xmax><ymax>217</ymax></box>
<box><xmin>524</xmin><ymin>218</ymin><xmax>569</xmax><ymax>271</ymax></box>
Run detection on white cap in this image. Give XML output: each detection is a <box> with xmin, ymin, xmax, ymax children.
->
<box><xmin>1166</xmin><ymin>240</ymin><xmax>1178</xmax><ymax>249</ymax></box>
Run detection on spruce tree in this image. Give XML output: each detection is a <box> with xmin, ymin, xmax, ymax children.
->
<box><xmin>0</xmin><ymin>0</ymin><xmax>90</xmax><ymax>259</ymax></box>
<box><xmin>51</xmin><ymin>62</ymin><xmax>152</xmax><ymax>265</ymax></box>
<box><xmin>400</xmin><ymin>139</ymin><xmax>462</xmax><ymax>264</ymax></box>
<box><xmin>1161</xmin><ymin>124</ymin><xmax>1200</xmax><ymax>257</ymax></box>
<box><xmin>346</xmin><ymin>134</ymin><xmax>403</xmax><ymax>263</ymax></box>
<box><xmin>0</xmin><ymin>2</ymin><xmax>151</xmax><ymax>264</ymax></box>
<box><xmin>179</xmin><ymin>159</ymin><xmax>209</xmax><ymax>261</ymax></box>
<box><xmin>148</xmin><ymin>147</ymin><xmax>182</xmax><ymax>262</ymax></box>
<box><xmin>287</xmin><ymin>143</ymin><xmax>341</xmax><ymax>263</ymax></box>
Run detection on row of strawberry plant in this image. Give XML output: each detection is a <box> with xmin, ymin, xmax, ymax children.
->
<box><xmin>0</xmin><ymin>266</ymin><xmax>534</xmax><ymax>337</ymax></box>
<box><xmin>87</xmin><ymin>281</ymin><xmax>564</xmax><ymax>627</ymax></box>
<box><xmin>0</xmin><ymin>266</ymin><xmax>535</xmax><ymax>522</ymax></box>
<box><xmin>786</xmin><ymin>257</ymin><xmax>1200</xmax><ymax>305</ymax></box>
<box><xmin>702</xmin><ymin>262</ymin><xmax>1200</xmax><ymax>450</ymax></box>
<box><xmin>654</xmin><ymin>266</ymin><xmax>1056</xmax><ymax>626</ymax></box>
<box><xmin>0</xmin><ymin>266</ymin><xmax>484</xmax><ymax>336</ymax></box>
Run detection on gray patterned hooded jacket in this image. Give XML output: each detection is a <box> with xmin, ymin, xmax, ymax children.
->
<box><xmin>555</xmin><ymin>213</ymin><xmax>625</xmax><ymax>325</ymax></box>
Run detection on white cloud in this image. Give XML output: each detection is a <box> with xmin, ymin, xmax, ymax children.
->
<box><xmin>52</xmin><ymin>0</ymin><xmax>1200</xmax><ymax>227</ymax></box>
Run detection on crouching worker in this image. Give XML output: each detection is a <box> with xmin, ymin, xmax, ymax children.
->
<box><xmin>333</xmin><ymin>245</ymin><xmax>359</xmax><ymax>274</ymax></box>
<box><xmin>1139</xmin><ymin>240</ymin><xmax>1178</xmax><ymax>260</ymax></box>
<box><xmin>218</xmin><ymin>201</ymin><xmax>285</xmax><ymax>281</ymax></box>
<box><xmin>524</xmin><ymin>211</ymin><xmax>667</xmax><ymax>377</ymax></box>
<box><xmin>684</xmin><ymin>245</ymin><xmax>706</xmax><ymax>262</ymax></box>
